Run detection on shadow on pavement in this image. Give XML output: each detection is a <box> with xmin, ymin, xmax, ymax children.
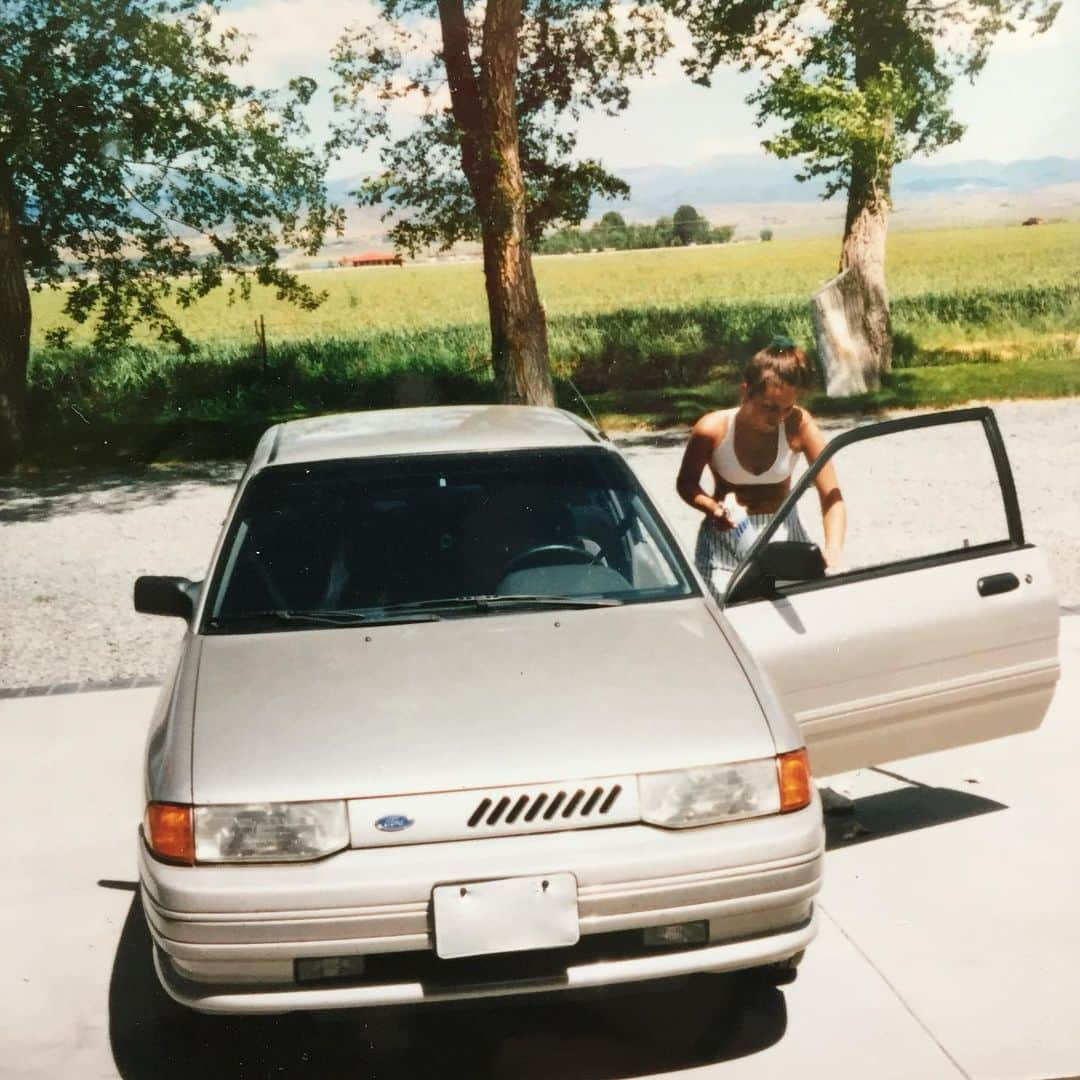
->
<box><xmin>615</xmin><ymin>430</ymin><xmax>693</xmax><ymax>451</ymax></box>
<box><xmin>825</xmin><ymin>783</ymin><xmax>1007</xmax><ymax>850</ymax></box>
<box><xmin>0</xmin><ymin>462</ymin><xmax>240</xmax><ymax>524</ymax></box>
<box><xmin>109</xmin><ymin>895</ymin><xmax>787</xmax><ymax>1079</ymax></box>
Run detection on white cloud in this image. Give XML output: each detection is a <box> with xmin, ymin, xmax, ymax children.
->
<box><xmin>215</xmin><ymin>0</ymin><xmax>448</xmax><ymax>177</ymax></box>
<box><xmin>220</xmin><ymin>0</ymin><xmax>381</xmax><ymax>87</ymax></box>
<box><xmin>931</xmin><ymin>0</ymin><xmax>1080</xmax><ymax>162</ymax></box>
<box><xmin>580</xmin><ymin>0</ymin><xmax>1080</xmax><ymax>170</ymax></box>
<box><xmin>217</xmin><ymin>0</ymin><xmax>1080</xmax><ymax>177</ymax></box>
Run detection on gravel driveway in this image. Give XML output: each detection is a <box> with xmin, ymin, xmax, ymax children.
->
<box><xmin>1</xmin><ymin>398</ymin><xmax>1077</xmax><ymax>691</ymax></box>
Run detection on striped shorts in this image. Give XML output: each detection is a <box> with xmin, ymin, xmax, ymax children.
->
<box><xmin>694</xmin><ymin>508</ymin><xmax>810</xmax><ymax>603</ymax></box>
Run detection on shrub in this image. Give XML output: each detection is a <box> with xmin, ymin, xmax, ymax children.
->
<box><xmin>26</xmin><ymin>282</ymin><xmax>1078</xmax><ymax>429</ymax></box>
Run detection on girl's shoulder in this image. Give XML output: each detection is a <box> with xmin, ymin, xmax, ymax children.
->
<box><xmin>692</xmin><ymin>408</ymin><xmax>733</xmax><ymax>440</ymax></box>
<box><xmin>786</xmin><ymin>406</ymin><xmax>813</xmax><ymax>448</ymax></box>
<box><xmin>790</xmin><ymin>408</ymin><xmax>820</xmax><ymax>451</ymax></box>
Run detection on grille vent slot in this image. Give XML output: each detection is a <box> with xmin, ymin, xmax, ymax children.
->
<box><xmin>467</xmin><ymin>783</ymin><xmax>622</xmax><ymax>830</ymax></box>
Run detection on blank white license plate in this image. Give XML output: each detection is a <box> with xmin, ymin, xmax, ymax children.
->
<box><xmin>433</xmin><ymin>873</ymin><xmax>579</xmax><ymax>960</ymax></box>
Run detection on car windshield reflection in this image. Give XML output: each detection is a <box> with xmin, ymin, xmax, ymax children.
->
<box><xmin>204</xmin><ymin>448</ymin><xmax>695</xmax><ymax>632</ymax></box>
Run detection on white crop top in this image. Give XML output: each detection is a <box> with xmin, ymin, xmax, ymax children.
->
<box><xmin>711</xmin><ymin>408</ymin><xmax>798</xmax><ymax>485</ymax></box>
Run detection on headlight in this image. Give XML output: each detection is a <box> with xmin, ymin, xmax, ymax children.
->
<box><xmin>194</xmin><ymin>801</ymin><xmax>349</xmax><ymax>863</ymax></box>
<box><xmin>638</xmin><ymin>759</ymin><xmax>782</xmax><ymax>828</ymax></box>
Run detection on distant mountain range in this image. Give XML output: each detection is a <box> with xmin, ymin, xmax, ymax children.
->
<box><xmin>588</xmin><ymin>155</ymin><xmax>1080</xmax><ymax>219</ymax></box>
<box><xmin>321</xmin><ymin>155</ymin><xmax>1080</xmax><ymax>250</ymax></box>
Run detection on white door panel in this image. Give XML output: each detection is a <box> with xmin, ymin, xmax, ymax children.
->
<box><xmin>725</xmin><ymin>546</ymin><xmax>1059</xmax><ymax>775</ymax></box>
<box><xmin>719</xmin><ymin>407</ymin><xmax>1060</xmax><ymax>777</ymax></box>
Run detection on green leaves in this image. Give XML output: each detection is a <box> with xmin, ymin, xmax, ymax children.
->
<box><xmin>666</xmin><ymin>0</ymin><xmax>1060</xmax><ymax>198</ymax></box>
<box><xmin>1</xmin><ymin>0</ymin><xmax>341</xmax><ymax>352</ymax></box>
<box><xmin>672</xmin><ymin>204</ymin><xmax>709</xmax><ymax>245</ymax></box>
<box><xmin>329</xmin><ymin>0</ymin><xmax>672</xmax><ymax>254</ymax></box>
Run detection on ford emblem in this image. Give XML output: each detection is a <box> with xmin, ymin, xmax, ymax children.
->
<box><xmin>375</xmin><ymin>814</ymin><xmax>414</xmax><ymax>833</ymax></box>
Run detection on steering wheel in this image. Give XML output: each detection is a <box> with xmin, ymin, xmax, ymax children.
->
<box><xmin>500</xmin><ymin>543</ymin><xmax>602</xmax><ymax>578</ymax></box>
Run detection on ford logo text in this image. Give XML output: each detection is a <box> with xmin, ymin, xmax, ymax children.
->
<box><xmin>375</xmin><ymin>814</ymin><xmax>415</xmax><ymax>833</ymax></box>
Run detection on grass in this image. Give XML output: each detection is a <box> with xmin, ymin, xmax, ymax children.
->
<box><xmin>585</xmin><ymin>336</ymin><xmax>1080</xmax><ymax>429</ymax></box>
<box><xmin>30</xmin><ymin>221</ymin><xmax>1080</xmax><ymax>346</ymax></box>
<box><xmin>22</xmin><ymin>221</ymin><xmax>1080</xmax><ymax>462</ymax></box>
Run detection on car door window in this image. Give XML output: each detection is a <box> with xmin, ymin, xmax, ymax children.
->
<box><xmin>720</xmin><ymin>407</ymin><xmax>1058</xmax><ymax>776</ymax></box>
<box><xmin>726</xmin><ymin>408</ymin><xmax>1022</xmax><ymax>603</ymax></box>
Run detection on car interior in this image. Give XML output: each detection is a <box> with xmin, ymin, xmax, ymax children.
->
<box><xmin>208</xmin><ymin>453</ymin><xmax>687</xmax><ymax>623</ymax></box>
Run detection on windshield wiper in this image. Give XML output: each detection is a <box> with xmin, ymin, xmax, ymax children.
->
<box><xmin>376</xmin><ymin>594</ymin><xmax>624</xmax><ymax>614</ymax></box>
<box><xmin>208</xmin><ymin>595</ymin><xmax>621</xmax><ymax>632</ymax></box>
<box><xmin>207</xmin><ymin>609</ymin><xmax>442</xmax><ymax>631</ymax></box>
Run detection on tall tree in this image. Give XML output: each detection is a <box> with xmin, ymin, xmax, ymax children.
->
<box><xmin>0</xmin><ymin>0</ymin><xmax>340</xmax><ymax>469</ymax></box>
<box><xmin>331</xmin><ymin>0</ymin><xmax>670</xmax><ymax>404</ymax></box>
<box><xmin>598</xmin><ymin>210</ymin><xmax>628</xmax><ymax>230</ymax></box>
<box><xmin>663</xmin><ymin>0</ymin><xmax>1060</xmax><ymax>385</ymax></box>
<box><xmin>672</xmin><ymin>203</ymin><xmax>708</xmax><ymax>245</ymax></box>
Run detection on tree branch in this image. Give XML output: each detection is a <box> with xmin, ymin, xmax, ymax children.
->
<box><xmin>904</xmin><ymin>1</ymin><xmax>967</xmax><ymax>12</ymax></box>
<box><xmin>120</xmin><ymin>183</ymin><xmax>187</xmax><ymax>243</ymax></box>
<box><xmin>436</xmin><ymin>0</ymin><xmax>484</xmax><ymax>139</ymax></box>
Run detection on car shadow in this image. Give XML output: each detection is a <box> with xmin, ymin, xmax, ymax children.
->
<box><xmin>824</xmin><ymin>781</ymin><xmax>1007</xmax><ymax>850</ymax></box>
<box><xmin>109</xmin><ymin>894</ymin><xmax>788</xmax><ymax>1079</ymax></box>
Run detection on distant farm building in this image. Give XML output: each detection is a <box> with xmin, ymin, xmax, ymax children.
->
<box><xmin>339</xmin><ymin>252</ymin><xmax>404</xmax><ymax>267</ymax></box>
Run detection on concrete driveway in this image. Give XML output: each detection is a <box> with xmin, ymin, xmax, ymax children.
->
<box><xmin>2</xmin><ymin>616</ymin><xmax>1077</xmax><ymax>1079</ymax></box>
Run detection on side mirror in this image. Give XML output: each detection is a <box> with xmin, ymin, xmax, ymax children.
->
<box><xmin>726</xmin><ymin>541</ymin><xmax>826</xmax><ymax>604</ymax></box>
<box><xmin>134</xmin><ymin>576</ymin><xmax>200</xmax><ymax>621</ymax></box>
<box><xmin>757</xmin><ymin>541</ymin><xmax>827</xmax><ymax>583</ymax></box>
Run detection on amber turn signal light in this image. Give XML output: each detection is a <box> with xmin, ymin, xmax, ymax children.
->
<box><xmin>145</xmin><ymin>802</ymin><xmax>194</xmax><ymax>865</ymax></box>
<box><xmin>777</xmin><ymin>749</ymin><xmax>812</xmax><ymax>813</ymax></box>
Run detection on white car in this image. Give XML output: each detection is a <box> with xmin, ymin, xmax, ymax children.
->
<box><xmin>134</xmin><ymin>404</ymin><xmax>1059</xmax><ymax>1014</ymax></box>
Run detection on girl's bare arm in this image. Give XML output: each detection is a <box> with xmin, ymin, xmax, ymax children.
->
<box><xmin>677</xmin><ymin>414</ymin><xmax>730</xmax><ymax>527</ymax></box>
<box><xmin>798</xmin><ymin>411</ymin><xmax>846</xmax><ymax>566</ymax></box>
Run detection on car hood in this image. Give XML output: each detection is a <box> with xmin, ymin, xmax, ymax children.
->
<box><xmin>190</xmin><ymin>599</ymin><xmax>776</xmax><ymax>804</ymax></box>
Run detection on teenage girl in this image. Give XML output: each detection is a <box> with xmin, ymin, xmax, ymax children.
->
<box><xmin>676</xmin><ymin>339</ymin><xmax>846</xmax><ymax>601</ymax></box>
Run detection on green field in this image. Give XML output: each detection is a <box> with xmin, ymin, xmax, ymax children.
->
<box><xmin>31</xmin><ymin>221</ymin><xmax>1080</xmax><ymax>346</ymax></box>
<box><xmin>25</xmin><ymin>221</ymin><xmax>1080</xmax><ymax>457</ymax></box>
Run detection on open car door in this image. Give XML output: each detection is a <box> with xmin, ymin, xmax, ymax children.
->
<box><xmin>721</xmin><ymin>407</ymin><xmax>1060</xmax><ymax>777</ymax></box>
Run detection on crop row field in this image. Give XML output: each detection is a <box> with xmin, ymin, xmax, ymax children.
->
<box><xmin>30</xmin><ymin>221</ymin><xmax>1080</xmax><ymax>348</ymax></box>
<box><xmin>24</xmin><ymin>221</ymin><xmax>1080</xmax><ymax>456</ymax></box>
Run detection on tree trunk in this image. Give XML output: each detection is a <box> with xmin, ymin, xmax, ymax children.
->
<box><xmin>810</xmin><ymin>268</ymin><xmax>880</xmax><ymax>396</ymax></box>
<box><xmin>810</xmin><ymin>154</ymin><xmax>892</xmax><ymax>397</ymax></box>
<box><xmin>437</xmin><ymin>0</ymin><xmax>553</xmax><ymax>406</ymax></box>
<box><xmin>0</xmin><ymin>192</ymin><xmax>30</xmax><ymax>470</ymax></box>
<box><xmin>837</xmin><ymin>156</ymin><xmax>892</xmax><ymax>385</ymax></box>
<box><xmin>830</xmin><ymin>0</ymin><xmax>897</xmax><ymax>389</ymax></box>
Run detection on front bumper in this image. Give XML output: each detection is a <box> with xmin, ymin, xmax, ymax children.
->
<box><xmin>140</xmin><ymin>802</ymin><xmax>823</xmax><ymax>1014</ymax></box>
<box><xmin>155</xmin><ymin>914</ymin><xmax>817</xmax><ymax>1014</ymax></box>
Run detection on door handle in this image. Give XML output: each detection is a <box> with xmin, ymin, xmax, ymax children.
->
<box><xmin>978</xmin><ymin>572</ymin><xmax>1019</xmax><ymax>597</ymax></box>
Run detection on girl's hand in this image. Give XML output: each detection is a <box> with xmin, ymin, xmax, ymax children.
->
<box><xmin>710</xmin><ymin>503</ymin><xmax>733</xmax><ymax>531</ymax></box>
<box><xmin>824</xmin><ymin>546</ymin><xmax>845</xmax><ymax>575</ymax></box>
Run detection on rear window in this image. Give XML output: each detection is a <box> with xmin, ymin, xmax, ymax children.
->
<box><xmin>203</xmin><ymin>448</ymin><xmax>697</xmax><ymax>631</ymax></box>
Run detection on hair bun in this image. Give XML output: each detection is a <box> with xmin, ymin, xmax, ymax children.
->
<box><xmin>744</xmin><ymin>338</ymin><xmax>812</xmax><ymax>395</ymax></box>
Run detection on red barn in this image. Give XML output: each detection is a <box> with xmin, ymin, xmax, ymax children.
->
<box><xmin>339</xmin><ymin>252</ymin><xmax>404</xmax><ymax>267</ymax></box>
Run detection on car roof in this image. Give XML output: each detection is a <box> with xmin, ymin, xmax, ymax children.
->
<box><xmin>250</xmin><ymin>405</ymin><xmax>605</xmax><ymax>469</ymax></box>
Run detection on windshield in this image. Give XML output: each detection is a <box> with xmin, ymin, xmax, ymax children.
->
<box><xmin>203</xmin><ymin>448</ymin><xmax>696</xmax><ymax>632</ymax></box>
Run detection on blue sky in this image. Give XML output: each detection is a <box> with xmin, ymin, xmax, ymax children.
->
<box><xmin>224</xmin><ymin>0</ymin><xmax>1080</xmax><ymax>180</ymax></box>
